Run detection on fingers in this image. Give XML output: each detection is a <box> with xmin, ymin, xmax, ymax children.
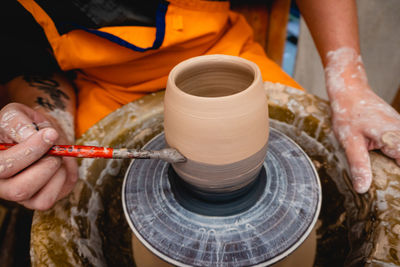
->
<box><xmin>0</xmin><ymin>156</ymin><xmax>61</xmax><ymax>202</ymax></box>
<box><xmin>0</xmin><ymin>128</ymin><xmax>59</xmax><ymax>178</ymax></box>
<box><xmin>20</xmin><ymin>167</ymin><xmax>67</xmax><ymax>211</ymax></box>
<box><xmin>0</xmin><ymin>103</ymin><xmax>78</xmax><ymax>210</ymax></box>
<box><xmin>344</xmin><ymin>135</ymin><xmax>372</xmax><ymax>194</ymax></box>
<box><xmin>0</xmin><ymin>103</ymin><xmax>49</xmax><ymax>143</ymax></box>
<box><xmin>0</xmin><ymin>156</ymin><xmax>78</xmax><ymax>210</ymax></box>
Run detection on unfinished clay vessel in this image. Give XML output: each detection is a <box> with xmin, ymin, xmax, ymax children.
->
<box><xmin>164</xmin><ymin>54</ymin><xmax>269</xmax><ymax>193</ymax></box>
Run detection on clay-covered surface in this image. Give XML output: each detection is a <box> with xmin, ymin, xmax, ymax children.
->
<box><xmin>30</xmin><ymin>83</ymin><xmax>400</xmax><ymax>266</ymax></box>
<box><xmin>367</xmin><ymin>152</ymin><xmax>400</xmax><ymax>266</ymax></box>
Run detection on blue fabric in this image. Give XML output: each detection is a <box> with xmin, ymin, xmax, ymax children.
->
<box><xmin>71</xmin><ymin>1</ymin><xmax>169</xmax><ymax>52</ymax></box>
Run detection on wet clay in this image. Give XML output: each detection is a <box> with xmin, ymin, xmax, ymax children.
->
<box><xmin>164</xmin><ymin>55</ymin><xmax>269</xmax><ymax>192</ymax></box>
<box><xmin>367</xmin><ymin>152</ymin><xmax>400</xmax><ymax>265</ymax></box>
<box><xmin>171</xmin><ymin>142</ymin><xmax>267</xmax><ymax>192</ymax></box>
<box><xmin>112</xmin><ymin>147</ymin><xmax>186</xmax><ymax>163</ymax></box>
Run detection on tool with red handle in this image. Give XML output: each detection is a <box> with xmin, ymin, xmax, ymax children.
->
<box><xmin>0</xmin><ymin>143</ymin><xmax>186</xmax><ymax>163</ymax></box>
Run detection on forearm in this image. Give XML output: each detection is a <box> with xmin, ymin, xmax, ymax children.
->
<box><xmin>5</xmin><ymin>73</ymin><xmax>76</xmax><ymax>143</ymax></box>
<box><xmin>297</xmin><ymin>0</ymin><xmax>400</xmax><ymax>194</ymax></box>
<box><xmin>296</xmin><ymin>0</ymin><xmax>360</xmax><ymax>66</ymax></box>
<box><xmin>297</xmin><ymin>0</ymin><xmax>368</xmax><ymax>102</ymax></box>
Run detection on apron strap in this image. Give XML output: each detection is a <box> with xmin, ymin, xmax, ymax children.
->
<box><xmin>71</xmin><ymin>1</ymin><xmax>169</xmax><ymax>52</ymax></box>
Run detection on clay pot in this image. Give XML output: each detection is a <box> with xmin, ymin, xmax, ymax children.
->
<box><xmin>164</xmin><ymin>54</ymin><xmax>269</xmax><ymax>193</ymax></box>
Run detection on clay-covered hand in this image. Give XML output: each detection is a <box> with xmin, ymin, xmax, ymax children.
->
<box><xmin>0</xmin><ymin>103</ymin><xmax>78</xmax><ymax>210</ymax></box>
<box><xmin>325</xmin><ymin>47</ymin><xmax>400</xmax><ymax>193</ymax></box>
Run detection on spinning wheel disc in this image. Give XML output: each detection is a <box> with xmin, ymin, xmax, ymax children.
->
<box><xmin>123</xmin><ymin>128</ymin><xmax>321</xmax><ymax>266</ymax></box>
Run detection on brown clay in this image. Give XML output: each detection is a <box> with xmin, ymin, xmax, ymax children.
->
<box><xmin>164</xmin><ymin>54</ymin><xmax>269</xmax><ymax>192</ymax></box>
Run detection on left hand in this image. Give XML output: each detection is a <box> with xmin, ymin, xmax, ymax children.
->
<box><xmin>325</xmin><ymin>48</ymin><xmax>400</xmax><ymax>193</ymax></box>
<box><xmin>0</xmin><ymin>103</ymin><xmax>78</xmax><ymax>210</ymax></box>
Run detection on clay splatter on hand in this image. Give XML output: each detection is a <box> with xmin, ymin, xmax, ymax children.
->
<box><xmin>324</xmin><ymin>47</ymin><xmax>400</xmax><ymax>193</ymax></box>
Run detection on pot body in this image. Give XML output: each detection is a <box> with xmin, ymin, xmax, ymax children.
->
<box><xmin>164</xmin><ymin>54</ymin><xmax>269</xmax><ymax>193</ymax></box>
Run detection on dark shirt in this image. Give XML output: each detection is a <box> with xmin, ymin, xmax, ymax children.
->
<box><xmin>1</xmin><ymin>0</ymin><xmax>227</xmax><ymax>84</ymax></box>
<box><xmin>1</xmin><ymin>0</ymin><xmax>57</xmax><ymax>83</ymax></box>
<box><xmin>0</xmin><ymin>0</ymin><xmax>162</xmax><ymax>84</ymax></box>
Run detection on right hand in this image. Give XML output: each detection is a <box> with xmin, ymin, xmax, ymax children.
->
<box><xmin>0</xmin><ymin>103</ymin><xmax>78</xmax><ymax>210</ymax></box>
<box><xmin>325</xmin><ymin>47</ymin><xmax>400</xmax><ymax>194</ymax></box>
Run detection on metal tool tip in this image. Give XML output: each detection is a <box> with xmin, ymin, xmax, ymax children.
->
<box><xmin>159</xmin><ymin>148</ymin><xmax>186</xmax><ymax>163</ymax></box>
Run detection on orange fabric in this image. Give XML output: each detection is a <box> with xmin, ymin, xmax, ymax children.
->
<box><xmin>18</xmin><ymin>0</ymin><xmax>303</xmax><ymax>137</ymax></box>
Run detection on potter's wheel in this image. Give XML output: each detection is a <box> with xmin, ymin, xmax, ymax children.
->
<box><xmin>122</xmin><ymin>128</ymin><xmax>321</xmax><ymax>266</ymax></box>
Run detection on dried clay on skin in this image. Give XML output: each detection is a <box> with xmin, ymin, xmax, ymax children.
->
<box><xmin>0</xmin><ymin>110</ymin><xmax>18</xmax><ymax>129</ymax></box>
<box><xmin>1</xmin><ymin>110</ymin><xmax>37</xmax><ymax>142</ymax></box>
<box><xmin>324</xmin><ymin>47</ymin><xmax>400</xmax><ymax>193</ymax></box>
<box><xmin>47</xmin><ymin>109</ymin><xmax>75</xmax><ymax>144</ymax></box>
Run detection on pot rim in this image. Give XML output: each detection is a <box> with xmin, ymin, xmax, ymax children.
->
<box><xmin>167</xmin><ymin>54</ymin><xmax>262</xmax><ymax>102</ymax></box>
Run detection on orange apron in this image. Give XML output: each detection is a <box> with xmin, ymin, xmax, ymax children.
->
<box><xmin>18</xmin><ymin>0</ymin><xmax>302</xmax><ymax>137</ymax></box>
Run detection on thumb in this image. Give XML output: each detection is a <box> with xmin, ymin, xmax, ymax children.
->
<box><xmin>344</xmin><ymin>135</ymin><xmax>372</xmax><ymax>194</ymax></box>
